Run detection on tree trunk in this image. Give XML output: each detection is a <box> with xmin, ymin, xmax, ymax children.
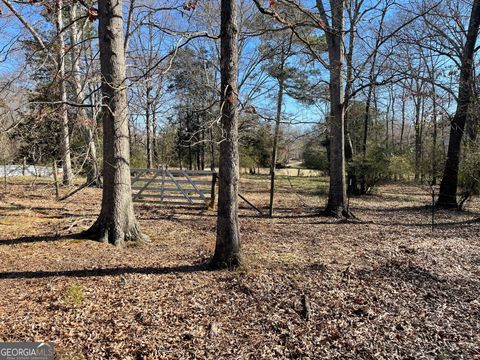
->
<box><xmin>188</xmin><ymin>141</ymin><xmax>193</xmax><ymax>170</ymax></box>
<box><xmin>432</xmin><ymin>84</ymin><xmax>438</xmax><ymax>185</ymax></box>
<box><xmin>385</xmin><ymin>94</ymin><xmax>391</xmax><ymax>150</ymax></box>
<box><xmin>400</xmin><ymin>88</ymin><xmax>406</xmax><ymax>151</ymax></box>
<box><xmin>437</xmin><ymin>0</ymin><xmax>480</xmax><ymax>208</ymax></box>
<box><xmin>145</xmin><ymin>80</ymin><xmax>153</xmax><ymax>169</ymax></box>
<box><xmin>56</xmin><ymin>0</ymin><xmax>73</xmax><ymax>185</ymax></box>
<box><xmin>82</xmin><ymin>0</ymin><xmax>146</xmax><ymax>245</ymax></box>
<box><xmin>269</xmin><ymin>76</ymin><xmax>284</xmax><ymax>217</ymax></box>
<box><xmin>420</xmin><ymin>95</ymin><xmax>425</xmax><ymax>182</ymax></box>
<box><xmin>391</xmin><ymin>90</ymin><xmax>395</xmax><ymax>152</ymax></box>
<box><xmin>211</xmin><ymin>0</ymin><xmax>241</xmax><ymax>269</ymax></box>
<box><xmin>70</xmin><ymin>3</ymin><xmax>101</xmax><ymax>186</ymax></box>
<box><xmin>324</xmin><ymin>0</ymin><xmax>348</xmax><ymax>217</ymax></box>
<box><xmin>124</xmin><ymin>0</ymin><xmax>135</xmax><ymax>52</ymax></box>
<box><xmin>343</xmin><ymin>1</ymin><xmax>360</xmax><ymax>163</ymax></box>
<box><xmin>209</xmin><ymin>127</ymin><xmax>216</xmax><ymax>171</ymax></box>
<box><xmin>201</xmin><ymin>129</ymin><xmax>206</xmax><ymax>170</ymax></box>
<box><xmin>152</xmin><ymin>101</ymin><xmax>159</xmax><ymax>166</ymax></box>
<box><xmin>359</xmin><ymin>85</ymin><xmax>373</xmax><ymax>193</ymax></box>
<box><xmin>414</xmin><ymin>96</ymin><xmax>422</xmax><ymax>182</ymax></box>
<box><xmin>362</xmin><ymin>87</ymin><xmax>373</xmax><ymax>159</ymax></box>
<box><xmin>373</xmin><ymin>86</ymin><xmax>379</xmax><ymax>142</ymax></box>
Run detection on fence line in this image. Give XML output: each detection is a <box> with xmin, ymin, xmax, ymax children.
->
<box><xmin>0</xmin><ymin>164</ymin><xmax>58</xmax><ymax>177</ymax></box>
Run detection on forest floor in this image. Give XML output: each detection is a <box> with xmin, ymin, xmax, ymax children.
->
<box><xmin>0</xmin><ymin>176</ymin><xmax>479</xmax><ymax>359</ymax></box>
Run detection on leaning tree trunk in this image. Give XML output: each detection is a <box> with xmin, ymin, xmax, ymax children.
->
<box><xmin>82</xmin><ymin>0</ymin><xmax>146</xmax><ymax>245</ymax></box>
<box><xmin>343</xmin><ymin>2</ymin><xmax>358</xmax><ymax>163</ymax></box>
<box><xmin>211</xmin><ymin>0</ymin><xmax>241</xmax><ymax>269</ymax></box>
<box><xmin>269</xmin><ymin>73</ymin><xmax>285</xmax><ymax>218</ymax></box>
<box><xmin>70</xmin><ymin>3</ymin><xmax>101</xmax><ymax>186</ymax></box>
<box><xmin>325</xmin><ymin>1</ymin><xmax>348</xmax><ymax>217</ymax></box>
<box><xmin>56</xmin><ymin>0</ymin><xmax>73</xmax><ymax>185</ymax></box>
<box><xmin>437</xmin><ymin>0</ymin><xmax>480</xmax><ymax>208</ymax></box>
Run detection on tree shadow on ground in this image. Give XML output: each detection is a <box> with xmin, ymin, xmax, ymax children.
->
<box><xmin>353</xmin><ymin>205</ymin><xmax>431</xmax><ymax>213</ymax></box>
<box><xmin>355</xmin><ymin>259</ymin><xmax>480</xmax><ymax>304</ymax></box>
<box><xmin>0</xmin><ymin>264</ymin><xmax>207</xmax><ymax>280</ymax></box>
<box><xmin>139</xmin><ymin>207</ymin><xmax>324</xmax><ymax>220</ymax></box>
<box><xmin>290</xmin><ymin>217</ymin><xmax>479</xmax><ymax>228</ymax></box>
<box><xmin>0</xmin><ymin>202</ymin><xmax>84</xmax><ymax>219</ymax></box>
<box><xmin>382</xmin><ymin>219</ymin><xmax>480</xmax><ymax>228</ymax></box>
<box><xmin>355</xmin><ymin>204</ymin><xmax>478</xmax><ymax>216</ymax></box>
<box><xmin>0</xmin><ymin>234</ymin><xmax>77</xmax><ymax>246</ymax></box>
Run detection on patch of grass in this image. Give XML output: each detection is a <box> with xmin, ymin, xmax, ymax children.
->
<box><xmin>277</xmin><ymin>175</ymin><xmax>329</xmax><ymax>192</ymax></box>
<box><xmin>125</xmin><ymin>240</ymin><xmax>147</xmax><ymax>248</ymax></box>
<box><xmin>275</xmin><ymin>252</ymin><xmax>300</xmax><ymax>265</ymax></box>
<box><xmin>62</xmin><ymin>283</ymin><xmax>85</xmax><ymax>306</ymax></box>
<box><xmin>69</xmin><ymin>239</ymin><xmax>87</xmax><ymax>244</ymax></box>
<box><xmin>288</xmin><ymin>273</ymin><xmax>307</xmax><ymax>284</ymax></box>
<box><xmin>232</xmin><ymin>252</ymin><xmax>267</xmax><ymax>275</ymax></box>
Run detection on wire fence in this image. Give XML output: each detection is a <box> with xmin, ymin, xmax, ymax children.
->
<box><xmin>0</xmin><ymin>164</ymin><xmax>57</xmax><ymax>177</ymax></box>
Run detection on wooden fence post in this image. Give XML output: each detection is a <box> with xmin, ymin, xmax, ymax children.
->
<box><xmin>209</xmin><ymin>173</ymin><xmax>217</xmax><ymax>209</ymax></box>
<box><xmin>3</xmin><ymin>161</ymin><xmax>7</xmax><ymax>191</ymax></box>
<box><xmin>53</xmin><ymin>161</ymin><xmax>60</xmax><ymax>200</ymax></box>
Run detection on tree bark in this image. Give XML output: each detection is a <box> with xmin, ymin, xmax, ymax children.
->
<box><xmin>437</xmin><ymin>0</ymin><xmax>480</xmax><ymax>208</ymax></box>
<box><xmin>82</xmin><ymin>0</ymin><xmax>146</xmax><ymax>245</ymax></box>
<box><xmin>344</xmin><ymin>0</ymin><xmax>362</xmax><ymax>162</ymax></box>
<box><xmin>323</xmin><ymin>0</ymin><xmax>348</xmax><ymax>217</ymax></box>
<box><xmin>70</xmin><ymin>3</ymin><xmax>101</xmax><ymax>186</ymax></box>
<box><xmin>432</xmin><ymin>84</ymin><xmax>438</xmax><ymax>185</ymax></box>
<box><xmin>211</xmin><ymin>0</ymin><xmax>241</xmax><ymax>269</ymax></box>
<box><xmin>414</xmin><ymin>95</ymin><xmax>422</xmax><ymax>182</ymax></box>
<box><xmin>362</xmin><ymin>86</ymin><xmax>373</xmax><ymax>159</ymax></box>
<box><xmin>145</xmin><ymin>79</ymin><xmax>153</xmax><ymax>169</ymax></box>
<box><xmin>152</xmin><ymin>101</ymin><xmax>159</xmax><ymax>166</ymax></box>
<box><xmin>56</xmin><ymin>0</ymin><xmax>73</xmax><ymax>185</ymax></box>
<box><xmin>390</xmin><ymin>89</ymin><xmax>395</xmax><ymax>151</ymax></box>
<box><xmin>400</xmin><ymin>87</ymin><xmax>406</xmax><ymax>151</ymax></box>
<box><xmin>269</xmin><ymin>76</ymin><xmax>284</xmax><ymax>218</ymax></box>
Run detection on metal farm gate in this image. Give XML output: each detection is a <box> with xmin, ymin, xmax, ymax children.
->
<box><xmin>130</xmin><ymin>167</ymin><xmax>217</xmax><ymax>208</ymax></box>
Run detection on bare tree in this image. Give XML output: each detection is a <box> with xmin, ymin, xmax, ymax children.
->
<box><xmin>437</xmin><ymin>0</ymin><xmax>480</xmax><ymax>208</ymax></box>
<box><xmin>211</xmin><ymin>0</ymin><xmax>241</xmax><ymax>269</ymax></box>
<box><xmin>69</xmin><ymin>3</ymin><xmax>101</xmax><ymax>186</ymax></box>
<box><xmin>56</xmin><ymin>0</ymin><xmax>73</xmax><ymax>185</ymax></box>
<box><xmin>82</xmin><ymin>0</ymin><xmax>147</xmax><ymax>245</ymax></box>
<box><xmin>316</xmin><ymin>0</ymin><xmax>348</xmax><ymax>217</ymax></box>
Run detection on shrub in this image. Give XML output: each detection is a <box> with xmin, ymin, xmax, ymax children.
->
<box><xmin>388</xmin><ymin>154</ymin><xmax>414</xmax><ymax>181</ymax></box>
<box><xmin>302</xmin><ymin>138</ymin><xmax>328</xmax><ymax>171</ymax></box>
<box><xmin>348</xmin><ymin>145</ymin><xmax>391</xmax><ymax>194</ymax></box>
<box><xmin>458</xmin><ymin>143</ymin><xmax>480</xmax><ymax>209</ymax></box>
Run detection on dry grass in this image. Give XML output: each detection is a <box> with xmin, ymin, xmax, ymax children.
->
<box><xmin>0</xmin><ymin>176</ymin><xmax>479</xmax><ymax>359</ymax></box>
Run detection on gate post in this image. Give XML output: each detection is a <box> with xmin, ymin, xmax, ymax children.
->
<box><xmin>22</xmin><ymin>157</ymin><xmax>27</xmax><ymax>176</ymax></box>
<box><xmin>209</xmin><ymin>173</ymin><xmax>217</xmax><ymax>209</ymax></box>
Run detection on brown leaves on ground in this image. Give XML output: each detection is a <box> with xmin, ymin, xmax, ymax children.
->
<box><xmin>0</xmin><ymin>177</ymin><xmax>479</xmax><ymax>359</ymax></box>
